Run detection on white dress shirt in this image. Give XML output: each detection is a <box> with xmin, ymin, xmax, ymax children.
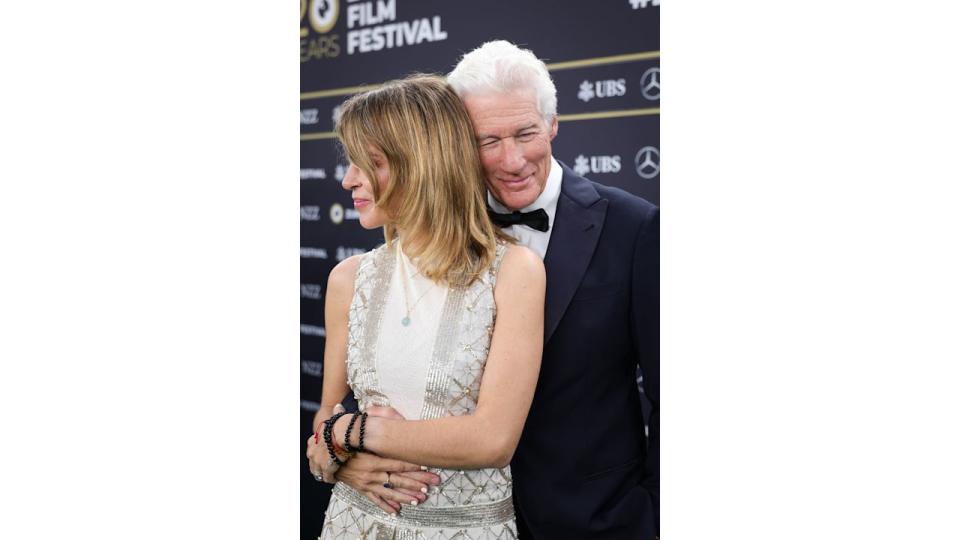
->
<box><xmin>487</xmin><ymin>156</ymin><xmax>562</xmax><ymax>260</ymax></box>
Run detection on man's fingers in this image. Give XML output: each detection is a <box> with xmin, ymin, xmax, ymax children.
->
<box><xmin>393</xmin><ymin>471</ymin><xmax>442</xmax><ymax>486</ymax></box>
<box><xmin>385</xmin><ymin>472</ymin><xmax>429</xmax><ymax>494</ymax></box>
<box><xmin>363</xmin><ymin>490</ymin><xmax>398</xmax><ymax>515</ymax></box>
<box><xmin>392</xmin><ymin>487</ymin><xmax>426</xmax><ymax>504</ymax></box>
<box><xmin>368</xmin><ymin>457</ymin><xmax>424</xmax><ymax>473</ymax></box>
<box><xmin>376</xmin><ymin>484</ymin><xmax>422</xmax><ymax>506</ymax></box>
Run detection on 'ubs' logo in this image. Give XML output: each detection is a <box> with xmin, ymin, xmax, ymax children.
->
<box><xmin>577</xmin><ymin>79</ymin><xmax>627</xmax><ymax>102</ymax></box>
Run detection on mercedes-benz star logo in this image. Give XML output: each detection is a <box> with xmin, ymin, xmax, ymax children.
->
<box><xmin>641</xmin><ymin>67</ymin><xmax>660</xmax><ymax>101</ymax></box>
<box><xmin>635</xmin><ymin>146</ymin><xmax>660</xmax><ymax>179</ymax></box>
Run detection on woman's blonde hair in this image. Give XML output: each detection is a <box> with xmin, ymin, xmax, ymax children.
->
<box><xmin>335</xmin><ymin>74</ymin><xmax>504</xmax><ymax>286</ymax></box>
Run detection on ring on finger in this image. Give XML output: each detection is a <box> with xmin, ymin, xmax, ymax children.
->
<box><xmin>382</xmin><ymin>472</ymin><xmax>394</xmax><ymax>489</ymax></box>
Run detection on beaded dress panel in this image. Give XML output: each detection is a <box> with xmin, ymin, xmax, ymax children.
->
<box><xmin>320</xmin><ymin>241</ymin><xmax>516</xmax><ymax>540</ymax></box>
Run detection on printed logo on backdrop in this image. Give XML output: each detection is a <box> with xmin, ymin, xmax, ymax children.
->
<box><xmin>301</xmin><ymin>324</ymin><xmax>326</xmax><ymax>337</ymax></box>
<box><xmin>300</xmin><ymin>247</ymin><xmax>329</xmax><ymax>259</ymax></box>
<box><xmin>346</xmin><ymin>0</ymin><xmax>448</xmax><ymax>55</ymax></box>
<box><xmin>577</xmin><ymin>79</ymin><xmax>627</xmax><ymax>103</ymax></box>
<box><xmin>302</xmin><ymin>0</ymin><xmax>449</xmax><ymax>61</ymax></box>
<box><xmin>329</xmin><ymin>203</ymin><xmax>344</xmax><ymax>224</ymax></box>
<box><xmin>329</xmin><ymin>203</ymin><xmax>359</xmax><ymax>224</ymax></box>
<box><xmin>301</xmin><ymin>168</ymin><xmax>327</xmax><ymax>180</ymax></box>
<box><xmin>308</xmin><ymin>0</ymin><xmax>339</xmax><ymax>32</ymax></box>
<box><xmin>301</xmin><ymin>0</ymin><xmax>342</xmax><ymax>61</ymax></box>
<box><xmin>629</xmin><ymin>0</ymin><xmax>660</xmax><ymax>8</ymax></box>
<box><xmin>301</xmin><ymin>400</ymin><xmax>321</xmax><ymax>412</ymax></box>
<box><xmin>332</xmin><ymin>105</ymin><xmax>343</xmax><ymax>127</ymax></box>
<box><xmin>635</xmin><ymin>146</ymin><xmax>660</xmax><ymax>179</ymax></box>
<box><xmin>301</xmin><ymin>108</ymin><xmax>320</xmax><ymax>125</ymax></box>
<box><xmin>335</xmin><ymin>164</ymin><xmax>347</xmax><ymax>182</ymax></box>
<box><xmin>301</xmin><ymin>206</ymin><xmax>321</xmax><ymax>221</ymax></box>
<box><xmin>301</xmin><ymin>284</ymin><xmax>323</xmax><ymax>299</ymax></box>
<box><xmin>574</xmin><ymin>154</ymin><xmax>622</xmax><ymax>176</ymax></box>
<box><xmin>641</xmin><ymin>67</ymin><xmax>660</xmax><ymax>101</ymax></box>
<box><xmin>337</xmin><ymin>246</ymin><xmax>366</xmax><ymax>261</ymax></box>
<box><xmin>302</xmin><ymin>360</ymin><xmax>324</xmax><ymax>377</ymax></box>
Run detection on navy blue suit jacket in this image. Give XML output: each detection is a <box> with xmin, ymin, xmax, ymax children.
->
<box><xmin>512</xmin><ymin>162</ymin><xmax>659</xmax><ymax>539</ymax></box>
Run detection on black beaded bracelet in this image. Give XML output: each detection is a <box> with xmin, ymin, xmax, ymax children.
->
<box><xmin>343</xmin><ymin>412</ymin><xmax>361</xmax><ymax>453</ymax></box>
<box><xmin>322</xmin><ymin>411</ymin><xmax>350</xmax><ymax>465</ymax></box>
<box><xmin>357</xmin><ymin>412</ymin><xmax>368</xmax><ymax>452</ymax></box>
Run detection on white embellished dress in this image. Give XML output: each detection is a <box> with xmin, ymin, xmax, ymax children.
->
<box><xmin>320</xmin><ymin>241</ymin><xmax>517</xmax><ymax>540</ymax></box>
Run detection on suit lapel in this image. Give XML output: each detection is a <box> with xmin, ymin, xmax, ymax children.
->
<box><xmin>542</xmin><ymin>166</ymin><xmax>607</xmax><ymax>344</ymax></box>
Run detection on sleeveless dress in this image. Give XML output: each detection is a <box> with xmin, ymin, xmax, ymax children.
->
<box><xmin>319</xmin><ymin>240</ymin><xmax>517</xmax><ymax>540</ymax></box>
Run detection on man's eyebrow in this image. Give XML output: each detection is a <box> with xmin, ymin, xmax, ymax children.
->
<box><xmin>477</xmin><ymin>124</ymin><xmax>540</xmax><ymax>141</ymax></box>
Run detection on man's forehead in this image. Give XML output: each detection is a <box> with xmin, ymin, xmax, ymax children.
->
<box><xmin>465</xmin><ymin>92</ymin><xmax>543</xmax><ymax>134</ymax></box>
<box><xmin>463</xmin><ymin>88</ymin><xmax>538</xmax><ymax>110</ymax></box>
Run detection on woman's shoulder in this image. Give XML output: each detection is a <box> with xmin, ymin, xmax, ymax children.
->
<box><xmin>495</xmin><ymin>244</ymin><xmax>545</xmax><ymax>287</ymax></box>
<box><xmin>326</xmin><ymin>254</ymin><xmax>364</xmax><ymax>296</ymax></box>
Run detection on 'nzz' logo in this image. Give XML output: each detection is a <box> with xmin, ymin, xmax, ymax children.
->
<box><xmin>629</xmin><ymin>0</ymin><xmax>660</xmax><ymax>8</ymax></box>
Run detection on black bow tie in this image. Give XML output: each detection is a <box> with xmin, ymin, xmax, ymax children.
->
<box><xmin>487</xmin><ymin>208</ymin><xmax>550</xmax><ymax>232</ymax></box>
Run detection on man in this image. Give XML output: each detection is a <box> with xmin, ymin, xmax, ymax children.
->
<box><xmin>446</xmin><ymin>41</ymin><xmax>659</xmax><ymax>539</ymax></box>
<box><xmin>322</xmin><ymin>41</ymin><xmax>659</xmax><ymax>538</ymax></box>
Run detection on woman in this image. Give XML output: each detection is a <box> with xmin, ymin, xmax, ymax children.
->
<box><xmin>305</xmin><ymin>74</ymin><xmax>545</xmax><ymax>538</ymax></box>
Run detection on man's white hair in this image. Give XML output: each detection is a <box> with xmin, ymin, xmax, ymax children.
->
<box><xmin>447</xmin><ymin>40</ymin><xmax>557</xmax><ymax>124</ymax></box>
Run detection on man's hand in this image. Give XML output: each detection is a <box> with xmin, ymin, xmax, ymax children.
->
<box><xmin>336</xmin><ymin>452</ymin><xmax>441</xmax><ymax>514</ymax></box>
<box><xmin>335</xmin><ymin>404</ymin><xmax>441</xmax><ymax>513</ymax></box>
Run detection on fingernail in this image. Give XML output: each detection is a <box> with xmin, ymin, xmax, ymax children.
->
<box><xmin>420</xmin><ymin>487</ymin><xmax>427</xmax><ymax>493</ymax></box>
<box><xmin>410</xmin><ymin>500</ymin><xmax>418</xmax><ymax>506</ymax></box>
<box><xmin>420</xmin><ymin>465</ymin><xmax>428</xmax><ymax>471</ymax></box>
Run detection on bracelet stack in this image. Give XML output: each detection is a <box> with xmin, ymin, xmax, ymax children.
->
<box><xmin>344</xmin><ymin>412</ymin><xmax>368</xmax><ymax>454</ymax></box>
<box><xmin>322</xmin><ymin>412</ymin><xmax>349</xmax><ymax>463</ymax></box>
<box><xmin>317</xmin><ymin>411</ymin><xmax>370</xmax><ymax>484</ymax></box>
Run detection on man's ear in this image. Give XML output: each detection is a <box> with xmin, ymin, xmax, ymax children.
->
<box><xmin>548</xmin><ymin>115</ymin><xmax>559</xmax><ymax>141</ymax></box>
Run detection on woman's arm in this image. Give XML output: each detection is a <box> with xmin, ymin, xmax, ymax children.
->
<box><xmin>311</xmin><ymin>255</ymin><xmax>359</xmax><ymax>431</ymax></box>
<box><xmin>306</xmin><ymin>254</ymin><xmax>439</xmax><ymax>514</ymax></box>
<box><xmin>306</xmin><ymin>256</ymin><xmax>357</xmax><ymax>483</ymax></box>
<box><xmin>333</xmin><ymin>245</ymin><xmax>546</xmax><ymax>469</ymax></box>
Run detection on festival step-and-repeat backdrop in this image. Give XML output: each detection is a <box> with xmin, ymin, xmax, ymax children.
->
<box><xmin>301</xmin><ymin>1</ymin><xmax>658</xmax><ymax>536</ymax></box>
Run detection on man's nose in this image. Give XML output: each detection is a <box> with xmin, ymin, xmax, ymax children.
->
<box><xmin>501</xmin><ymin>139</ymin><xmax>526</xmax><ymax>173</ymax></box>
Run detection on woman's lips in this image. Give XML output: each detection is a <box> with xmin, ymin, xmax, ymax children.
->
<box><xmin>353</xmin><ymin>199</ymin><xmax>370</xmax><ymax>209</ymax></box>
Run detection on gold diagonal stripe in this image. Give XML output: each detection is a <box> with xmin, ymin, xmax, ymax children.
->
<box><xmin>300</xmin><ymin>107</ymin><xmax>660</xmax><ymax>141</ymax></box>
<box><xmin>300</xmin><ymin>131</ymin><xmax>339</xmax><ymax>141</ymax></box>
<box><xmin>300</xmin><ymin>51</ymin><xmax>660</xmax><ymax>100</ymax></box>
<box><xmin>557</xmin><ymin>107</ymin><xmax>660</xmax><ymax>122</ymax></box>
<box><xmin>300</xmin><ymin>83</ymin><xmax>383</xmax><ymax>100</ymax></box>
<box><xmin>545</xmin><ymin>51</ymin><xmax>660</xmax><ymax>71</ymax></box>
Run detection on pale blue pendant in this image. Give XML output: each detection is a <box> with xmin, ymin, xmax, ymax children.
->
<box><xmin>401</xmin><ymin>316</ymin><xmax>411</xmax><ymax>326</ymax></box>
